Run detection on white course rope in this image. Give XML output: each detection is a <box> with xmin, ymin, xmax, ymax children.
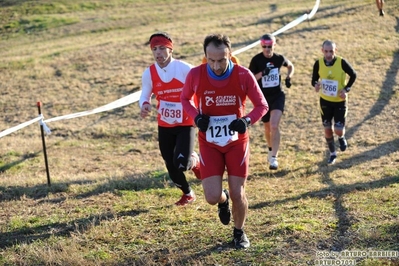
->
<box><xmin>0</xmin><ymin>115</ymin><xmax>42</xmax><ymax>138</ymax></box>
<box><xmin>43</xmin><ymin>90</ymin><xmax>141</xmax><ymax>123</ymax></box>
<box><xmin>233</xmin><ymin>0</ymin><xmax>320</xmax><ymax>56</ymax></box>
<box><xmin>0</xmin><ymin>0</ymin><xmax>320</xmax><ymax>138</ymax></box>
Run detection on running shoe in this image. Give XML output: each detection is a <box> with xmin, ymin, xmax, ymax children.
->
<box><xmin>218</xmin><ymin>189</ymin><xmax>231</xmax><ymax>225</ymax></box>
<box><xmin>175</xmin><ymin>193</ymin><xmax>196</xmax><ymax>206</ymax></box>
<box><xmin>233</xmin><ymin>230</ymin><xmax>250</xmax><ymax>249</ymax></box>
<box><xmin>338</xmin><ymin>137</ymin><xmax>347</xmax><ymax>151</ymax></box>
<box><xmin>269</xmin><ymin>157</ymin><xmax>278</xmax><ymax>170</ymax></box>
<box><xmin>327</xmin><ymin>155</ymin><xmax>337</xmax><ymax>165</ymax></box>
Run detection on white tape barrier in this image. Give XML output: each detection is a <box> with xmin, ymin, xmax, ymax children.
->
<box><xmin>0</xmin><ymin>114</ymin><xmax>50</xmax><ymax>138</ymax></box>
<box><xmin>0</xmin><ymin>91</ymin><xmax>140</xmax><ymax>139</ymax></box>
<box><xmin>232</xmin><ymin>0</ymin><xmax>320</xmax><ymax>56</ymax></box>
<box><xmin>43</xmin><ymin>90</ymin><xmax>141</xmax><ymax>123</ymax></box>
<box><xmin>0</xmin><ymin>0</ymin><xmax>319</xmax><ymax>139</ymax></box>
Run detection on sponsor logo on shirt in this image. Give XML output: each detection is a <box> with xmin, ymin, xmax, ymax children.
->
<box><xmin>205</xmin><ymin>96</ymin><xmax>215</xmax><ymax>106</ymax></box>
<box><xmin>213</xmin><ymin>117</ymin><xmax>229</xmax><ymax>124</ymax></box>
<box><xmin>266</xmin><ymin>62</ymin><xmax>274</xmax><ymax>68</ymax></box>
<box><xmin>216</xmin><ymin>95</ymin><xmax>236</xmax><ymax>106</ymax></box>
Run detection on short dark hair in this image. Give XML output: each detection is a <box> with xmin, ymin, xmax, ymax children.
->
<box><xmin>149</xmin><ymin>31</ymin><xmax>173</xmax><ymax>43</ymax></box>
<box><xmin>260</xmin><ymin>33</ymin><xmax>276</xmax><ymax>42</ymax></box>
<box><xmin>203</xmin><ymin>34</ymin><xmax>231</xmax><ymax>55</ymax></box>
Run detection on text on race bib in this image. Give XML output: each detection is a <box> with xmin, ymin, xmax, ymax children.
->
<box><xmin>206</xmin><ymin>114</ymin><xmax>238</xmax><ymax>147</ymax></box>
<box><xmin>321</xmin><ymin>79</ymin><xmax>339</xmax><ymax>97</ymax></box>
<box><xmin>159</xmin><ymin>100</ymin><xmax>183</xmax><ymax>124</ymax></box>
<box><xmin>261</xmin><ymin>68</ymin><xmax>279</xmax><ymax>88</ymax></box>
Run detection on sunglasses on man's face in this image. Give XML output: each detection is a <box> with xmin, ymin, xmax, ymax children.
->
<box><xmin>262</xmin><ymin>45</ymin><xmax>273</xmax><ymax>49</ymax></box>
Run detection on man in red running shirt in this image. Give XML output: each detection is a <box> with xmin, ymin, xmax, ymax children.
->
<box><xmin>181</xmin><ymin>34</ymin><xmax>268</xmax><ymax>249</ymax></box>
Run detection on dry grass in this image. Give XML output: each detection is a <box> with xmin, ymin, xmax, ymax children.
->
<box><xmin>1</xmin><ymin>0</ymin><xmax>399</xmax><ymax>265</ymax></box>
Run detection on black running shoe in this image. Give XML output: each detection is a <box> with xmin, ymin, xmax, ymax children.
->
<box><xmin>338</xmin><ymin>137</ymin><xmax>347</xmax><ymax>151</ymax></box>
<box><xmin>379</xmin><ymin>9</ymin><xmax>385</xmax><ymax>16</ymax></box>
<box><xmin>218</xmin><ymin>189</ymin><xmax>231</xmax><ymax>225</ymax></box>
<box><xmin>328</xmin><ymin>155</ymin><xmax>337</xmax><ymax>164</ymax></box>
<box><xmin>233</xmin><ymin>230</ymin><xmax>250</xmax><ymax>249</ymax></box>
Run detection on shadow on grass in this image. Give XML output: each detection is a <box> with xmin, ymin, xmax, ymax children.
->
<box><xmin>0</xmin><ymin>169</ymin><xmax>170</xmax><ymax>202</ymax></box>
<box><xmin>251</xmin><ymin>174</ymin><xmax>399</xmax><ymax>210</ymax></box>
<box><xmin>0</xmin><ymin>208</ymin><xmax>147</xmax><ymax>249</ymax></box>
<box><xmin>252</xmin><ymin>137</ymin><xmax>399</xmax><ymax>254</ymax></box>
<box><xmin>315</xmin><ymin>164</ymin><xmax>398</xmax><ymax>252</ymax></box>
<box><xmin>0</xmin><ymin>150</ymin><xmax>41</xmax><ymax>173</ymax></box>
<box><xmin>251</xmin><ymin>174</ymin><xmax>399</xmax><ymax>249</ymax></box>
<box><xmin>258</xmin><ymin>137</ymin><xmax>399</xmax><ymax>178</ymax></box>
<box><xmin>0</xmin><ymin>0</ymin><xmax>30</xmax><ymax>8</ymax></box>
<box><xmin>346</xmin><ymin>49</ymin><xmax>399</xmax><ymax>141</ymax></box>
<box><xmin>0</xmin><ymin>169</ymin><xmax>169</xmax><ymax>249</ymax></box>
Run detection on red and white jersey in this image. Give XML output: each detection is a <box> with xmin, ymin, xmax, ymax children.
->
<box><xmin>140</xmin><ymin>58</ymin><xmax>194</xmax><ymax>127</ymax></box>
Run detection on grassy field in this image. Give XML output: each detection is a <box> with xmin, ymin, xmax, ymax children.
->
<box><xmin>1</xmin><ymin>0</ymin><xmax>399</xmax><ymax>265</ymax></box>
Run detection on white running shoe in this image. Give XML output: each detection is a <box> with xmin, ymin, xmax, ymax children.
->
<box><xmin>269</xmin><ymin>157</ymin><xmax>278</xmax><ymax>170</ymax></box>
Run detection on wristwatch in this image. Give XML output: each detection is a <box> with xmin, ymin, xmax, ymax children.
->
<box><xmin>244</xmin><ymin>117</ymin><xmax>251</xmax><ymax>126</ymax></box>
<box><xmin>344</xmin><ymin>87</ymin><xmax>351</xmax><ymax>93</ymax></box>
